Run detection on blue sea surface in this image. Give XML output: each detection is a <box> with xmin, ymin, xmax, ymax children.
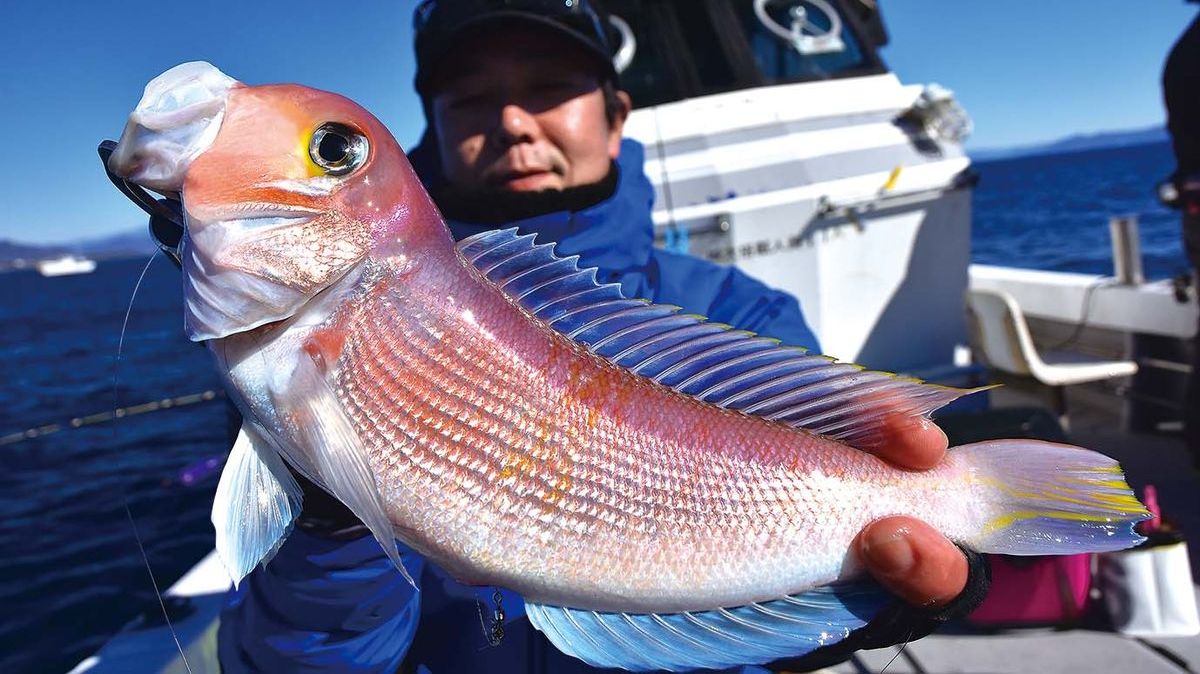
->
<box><xmin>972</xmin><ymin>141</ymin><xmax>1188</xmax><ymax>280</ymax></box>
<box><xmin>0</xmin><ymin>140</ymin><xmax>1189</xmax><ymax>674</ymax></box>
<box><xmin>0</xmin><ymin>257</ymin><xmax>230</xmax><ymax>674</ymax></box>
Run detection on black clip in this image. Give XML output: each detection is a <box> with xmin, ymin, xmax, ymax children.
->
<box><xmin>476</xmin><ymin>587</ymin><xmax>506</xmax><ymax>648</ymax></box>
<box><xmin>97</xmin><ymin>140</ymin><xmax>185</xmax><ymax>269</ymax></box>
<box><xmin>1172</xmin><ymin>272</ymin><xmax>1193</xmax><ymax>305</ymax></box>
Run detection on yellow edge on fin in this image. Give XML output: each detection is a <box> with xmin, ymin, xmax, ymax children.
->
<box><xmin>978</xmin><ymin>475</ymin><xmax>1146</xmax><ymax>514</ymax></box>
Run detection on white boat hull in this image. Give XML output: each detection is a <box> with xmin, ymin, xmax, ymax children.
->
<box><xmin>626</xmin><ymin>74</ymin><xmax>975</xmax><ymax>376</ymax></box>
<box><xmin>37</xmin><ymin>256</ymin><xmax>97</xmax><ymax>277</ymax></box>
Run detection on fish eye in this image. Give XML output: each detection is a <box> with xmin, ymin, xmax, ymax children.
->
<box><xmin>309</xmin><ymin>123</ymin><xmax>368</xmax><ymax>175</ymax></box>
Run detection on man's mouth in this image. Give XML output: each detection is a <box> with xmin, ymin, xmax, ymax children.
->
<box><xmin>482</xmin><ymin>145</ymin><xmax>567</xmax><ymax>192</ymax></box>
<box><xmin>488</xmin><ymin>168</ymin><xmax>560</xmax><ymax>191</ymax></box>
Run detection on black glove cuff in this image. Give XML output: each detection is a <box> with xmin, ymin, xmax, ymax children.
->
<box><xmin>767</xmin><ymin>545</ymin><xmax>991</xmax><ymax>672</ymax></box>
<box><xmin>918</xmin><ymin>545</ymin><xmax>992</xmax><ymax>622</ymax></box>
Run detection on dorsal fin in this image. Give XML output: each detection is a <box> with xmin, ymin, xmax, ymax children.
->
<box><xmin>459</xmin><ymin>228</ymin><xmax>972</xmax><ymax>444</ymax></box>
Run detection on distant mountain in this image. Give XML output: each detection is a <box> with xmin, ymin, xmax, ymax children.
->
<box><xmin>971</xmin><ymin>125</ymin><xmax>1170</xmax><ymax>162</ymax></box>
<box><xmin>0</xmin><ymin>227</ymin><xmax>156</xmax><ymax>269</ymax></box>
<box><xmin>75</xmin><ymin>228</ymin><xmax>158</xmax><ymax>258</ymax></box>
<box><xmin>0</xmin><ymin>239</ymin><xmax>68</xmax><ymax>263</ymax></box>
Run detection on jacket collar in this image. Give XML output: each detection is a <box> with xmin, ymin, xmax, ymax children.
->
<box><xmin>409</xmin><ymin>137</ymin><xmax>657</xmax><ymax>275</ymax></box>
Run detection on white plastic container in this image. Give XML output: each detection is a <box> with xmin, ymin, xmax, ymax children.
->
<box><xmin>1100</xmin><ymin>537</ymin><xmax>1200</xmax><ymax>637</ymax></box>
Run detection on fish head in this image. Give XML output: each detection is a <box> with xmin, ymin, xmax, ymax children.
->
<box><xmin>108</xmin><ymin>62</ymin><xmax>425</xmax><ymax>341</ymax></box>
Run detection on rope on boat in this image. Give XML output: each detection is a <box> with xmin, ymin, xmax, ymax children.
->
<box><xmin>0</xmin><ymin>389</ymin><xmax>225</xmax><ymax>446</ymax></box>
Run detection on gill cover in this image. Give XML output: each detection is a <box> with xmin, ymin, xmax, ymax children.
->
<box><xmin>179</xmin><ymin>207</ymin><xmax>368</xmax><ymax>342</ymax></box>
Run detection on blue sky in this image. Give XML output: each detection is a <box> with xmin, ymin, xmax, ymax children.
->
<box><xmin>1</xmin><ymin>1</ymin><xmax>1196</xmax><ymax>245</ymax></box>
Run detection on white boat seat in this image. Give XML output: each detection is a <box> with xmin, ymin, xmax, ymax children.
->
<box><xmin>1036</xmin><ymin>348</ymin><xmax>1139</xmax><ymax>385</ymax></box>
<box><xmin>966</xmin><ymin>288</ymin><xmax>1137</xmax><ymax>420</ymax></box>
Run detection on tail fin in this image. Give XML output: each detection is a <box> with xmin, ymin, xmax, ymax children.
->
<box><xmin>957</xmin><ymin>440</ymin><xmax>1150</xmax><ymax>555</ymax></box>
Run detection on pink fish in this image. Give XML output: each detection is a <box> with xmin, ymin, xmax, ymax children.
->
<box><xmin>107</xmin><ymin>63</ymin><xmax>1148</xmax><ymax>671</ymax></box>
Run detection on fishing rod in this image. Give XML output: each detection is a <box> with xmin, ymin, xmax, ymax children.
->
<box><xmin>0</xmin><ymin>389</ymin><xmax>224</xmax><ymax>447</ymax></box>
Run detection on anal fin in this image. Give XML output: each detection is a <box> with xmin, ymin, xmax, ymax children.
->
<box><xmin>525</xmin><ymin>581</ymin><xmax>887</xmax><ymax>672</ymax></box>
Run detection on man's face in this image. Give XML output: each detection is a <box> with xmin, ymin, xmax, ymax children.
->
<box><xmin>429</xmin><ymin>24</ymin><xmax>629</xmax><ymax>193</ymax></box>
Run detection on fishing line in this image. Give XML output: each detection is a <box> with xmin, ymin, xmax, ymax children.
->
<box><xmin>878</xmin><ymin>642</ymin><xmax>904</xmax><ymax>673</ymax></box>
<box><xmin>878</xmin><ymin>627</ymin><xmax>918</xmax><ymax>674</ymax></box>
<box><xmin>1046</xmin><ymin>276</ymin><xmax>1119</xmax><ymax>352</ymax></box>
<box><xmin>651</xmin><ymin>106</ymin><xmax>683</xmax><ymax>252</ymax></box>
<box><xmin>0</xmin><ymin>390</ymin><xmax>222</xmax><ymax>446</ymax></box>
<box><xmin>112</xmin><ymin>252</ymin><xmax>195</xmax><ymax>674</ymax></box>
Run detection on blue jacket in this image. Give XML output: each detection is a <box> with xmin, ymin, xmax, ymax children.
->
<box><xmin>218</xmin><ymin>138</ymin><xmax>819</xmax><ymax>673</ymax></box>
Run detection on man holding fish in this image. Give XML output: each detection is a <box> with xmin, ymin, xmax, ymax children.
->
<box><xmin>105</xmin><ymin>0</ymin><xmax>1149</xmax><ymax>665</ymax></box>
<box><xmin>195</xmin><ymin>2</ymin><xmax>993</xmax><ymax>672</ymax></box>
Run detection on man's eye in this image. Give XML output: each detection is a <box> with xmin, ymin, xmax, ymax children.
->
<box><xmin>446</xmin><ymin>93</ymin><xmax>488</xmax><ymax>110</ymax></box>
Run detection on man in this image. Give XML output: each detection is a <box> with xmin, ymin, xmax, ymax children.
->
<box><xmin>217</xmin><ymin>2</ymin><xmax>987</xmax><ymax>672</ymax></box>
<box><xmin>1164</xmin><ymin>4</ymin><xmax>1200</xmax><ymax>468</ymax></box>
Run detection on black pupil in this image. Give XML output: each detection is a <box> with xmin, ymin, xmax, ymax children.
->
<box><xmin>318</xmin><ymin>132</ymin><xmax>351</xmax><ymax>164</ymax></box>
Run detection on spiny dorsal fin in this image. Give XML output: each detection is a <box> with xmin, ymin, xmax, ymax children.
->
<box><xmin>459</xmin><ymin>228</ymin><xmax>970</xmax><ymax>445</ymax></box>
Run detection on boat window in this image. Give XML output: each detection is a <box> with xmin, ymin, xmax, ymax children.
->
<box><xmin>671</xmin><ymin>1</ymin><xmax>742</xmax><ymax>95</ymax></box>
<box><xmin>606</xmin><ymin>1</ymin><xmax>691</xmax><ymax>108</ymax></box>
<box><xmin>739</xmin><ymin>0</ymin><xmax>876</xmax><ymax>82</ymax></box>
<box><xmin>606</xmin><ymin>0</ymin><xmax>886</xmax><ymax>109</ymax></box>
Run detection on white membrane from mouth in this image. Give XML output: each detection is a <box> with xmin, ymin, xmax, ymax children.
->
<box><xmin>108</xmin><ymin>62</ymin><xmax>237</xmax><ymax>192</ymax></box>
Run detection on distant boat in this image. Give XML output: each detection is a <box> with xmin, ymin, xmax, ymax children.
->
<box><xmin>37</xmin><ymin>255</ymin><xmax>97</xmax><ymax>277</ymax></box>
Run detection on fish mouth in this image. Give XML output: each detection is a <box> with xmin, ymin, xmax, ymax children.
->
<box><xmin>107</xmin><ymin>62</ymin><xmax>237</xmax><ymax>193</ymax></box>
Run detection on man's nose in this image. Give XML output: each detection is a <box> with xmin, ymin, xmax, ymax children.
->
<box><xmin>493</xmin><ymin>103</ymin><xmax>538</xmax><ymax>147</ymax></box>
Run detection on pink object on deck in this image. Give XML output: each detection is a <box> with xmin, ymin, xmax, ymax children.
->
<box><xmin>969</xmin><ymin>554</ymin><xmax>1094</xmax><ymax>627</ymax></box>
<box><xmin>1142</xmin><ymin>485</ymin><xmax>1162</xmax><ymax>533</ymax></box>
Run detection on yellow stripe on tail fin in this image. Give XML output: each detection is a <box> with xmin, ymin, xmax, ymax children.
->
<box><xmin>956</xmin><ymin>440</ymin><xmax>1149</xmax><ymax>555</ymax></box>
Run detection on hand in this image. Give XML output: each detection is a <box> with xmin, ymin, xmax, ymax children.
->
<box><xmin>853</xmin><ymin>415</ymin><xmax>968</xmax><ymax>609</ymax></box>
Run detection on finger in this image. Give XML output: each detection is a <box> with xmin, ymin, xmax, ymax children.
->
<box><xmin>860</xmin><ymin>414</ymin><xmax>948</xmax><ymax>471</ymax></box>
<box><xmin>856</xmin><ymin>516</ymin><xmax>968</xmax><ymax>608</ymax></box>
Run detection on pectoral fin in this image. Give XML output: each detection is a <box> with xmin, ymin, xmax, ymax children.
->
<box><xmin>212</xmin><ymin>423</ymin><xmax>302</xmax><ymax>588</ymax></box>
<box><xmin>274</xmin><ymin>352</ymin><xmax>416</xmax><ymax>589</ymax></box>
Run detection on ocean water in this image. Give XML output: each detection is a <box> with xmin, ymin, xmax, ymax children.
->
<box><xmin>0</xmin><ymin>258</ymin><xmax>231</xmax><ymax>674</ymax></box>
<box><xmin>0</xmin><ymin>140</ymin><xmax>1189</xmax><ymax>674</ymax></box>
<box><xmin>972</xmin><ymin>141</ymin><xmax>1188</xmax><ymax>280</ymax></box>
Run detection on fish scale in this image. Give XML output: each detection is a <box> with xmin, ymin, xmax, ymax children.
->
<box><xmin>348</xmin><ymin>293</ymin><xmax>700</xmax><ymax>513</ymax></box>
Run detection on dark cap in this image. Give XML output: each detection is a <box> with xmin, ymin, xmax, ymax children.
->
<box><xmin>413</xmin><ymin>0</ymin><xmax>618</xmax><ymax>95</ymax></box>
